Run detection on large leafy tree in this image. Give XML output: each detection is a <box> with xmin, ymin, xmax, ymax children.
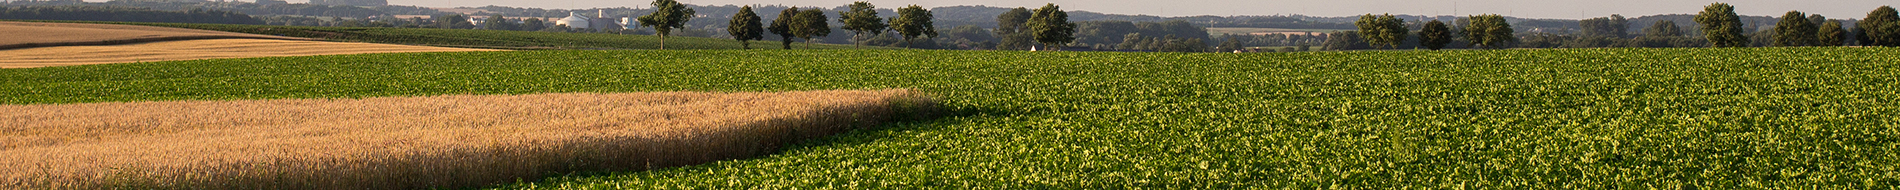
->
<box><xmin>1465</xmin><ymin>14</ymin><xmax>1515</xmax><ymax>49</ymax></box>
<box><xmin>1026</xmin><ymin>3</ymin><xmax>1075</xmax><ymax>50</ymax></box>
<box><xmin>1773</xmin><ymin>11</ymin><xmax>1819</xmax><ymax>46</ymax></box>
<box><xmin>1354</xmin><ymin>14</ymin><xmax>1407</xmax><ymax>49</ymax></box>
<box><xmin>1818</xmin><ymin>20</ymin><xmax>1847</xmax><ymax>46</ymax></box>
<box><xmin>1863</xmin><ymin>6</ymin><xmax>1900</xmax><ymax>46</ymax></box>
<box><xmin>994</xmin><ymin>7</ymin><xmax>1034</xmax><ymax>50</ymax></box>
<box><xmin>768</xmin><ymin>7</ymin><xmax>799</xmax><ymax>49</ymax></box>
<box><xmin>1419</xmin><ymin>20</ymin><xmax>1453</xmax><ymax>50</ymax></box>
<box><xmin>1645</xmin><ymin>20</ymin><xmax>1682</xmax><ymax>37</ymax></box>
<box><xmin>837</xmin><ymin>1</ymin><xmax>886</xmax><ymax>48</ymax></box>
<box><xmin>1695</xmin><ymin>3</ymin><xmax>1748</xmax><ymax>47</ymax></box>
<box><xmin>727</xmin><ymin>6</ymin><xmax>764</xmax><ymax>49</ymax></box>
<box><xmin>791</xmin><ymin>9</ymin><xmax>831</xmax><ymax>49</ymax></box>
<box><xmin>637</xmin><ymin>0</ymin><xmax>694</xmax><ymax>50</ymax></box>
<box><xmin>889</xmin><ymin>5</ymin><xmax>937</xmax><ymax>48</ymax></box>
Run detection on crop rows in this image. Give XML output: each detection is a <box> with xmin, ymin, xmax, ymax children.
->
<box><xmin>2</xmin><ymin>47</ymin><xmax>1897</xmax><ymax>188</ymax></box>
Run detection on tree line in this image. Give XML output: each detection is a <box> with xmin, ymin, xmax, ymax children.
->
<box><xmin>1331</xmin><ymin>3</ymin><xmax>1900</xmax><ymax>50</ymax></box>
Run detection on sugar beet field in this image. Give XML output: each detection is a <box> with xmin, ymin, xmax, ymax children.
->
<box><xmin>3</xmin><ymin>47</ymin><xmax>1898</xmax><ymax>188</ymax></box>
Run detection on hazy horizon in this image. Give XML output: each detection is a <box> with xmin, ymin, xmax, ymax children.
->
<box><xmin>222</xmin><ymin>0</ymin><xmax>1896</xmax><ymax>20</ymax></box>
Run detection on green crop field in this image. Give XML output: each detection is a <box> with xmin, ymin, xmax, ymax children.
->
<box><xmin>4</xmin><ymin>20</ymin><xmax>871</xmax><ymax>50</ymax></box>
<box><xmin>3</xmin><ymin>47</ymin><xmax>1898</xmax><ymax>188</ymax></box>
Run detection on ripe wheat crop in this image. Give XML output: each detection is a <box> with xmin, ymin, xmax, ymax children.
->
<box><xmin>2</xmin><ymin>47</ymin><xmax>1898</xmax><ymax>188</ymax></box>
<box><xmin>0</xmin><ymin>89</ymin><xmax>937</xmax><ymax>189</ymax></box>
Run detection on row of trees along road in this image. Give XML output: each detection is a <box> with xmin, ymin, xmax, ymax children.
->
<box><xmin>717</xmin><ymin>1</ymin><xmax>1073</xmax><ymax>50</ymax></box>
<box><xmin>1340</xmin><ymin>13</ymin><xmax>1515</xmax><ymax>50</ymax></box>
<box><xmin>1339</xmin><ymin>3</ymin><xmax>1900</xmax><ymax>51</ymax></box>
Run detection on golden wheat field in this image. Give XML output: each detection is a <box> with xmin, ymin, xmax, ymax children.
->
<box><xmin>0</xmin><ymin>39</ymin><xmax>501</xmax><ymax>68</ymax></box>
<box><xmin>0</xmin><ymin>89</ymin><xmax>936</xmax><ymax>189</ymax></box>
<box><xmin>0</xmin><ymin>21</ymin><xmax>304</xmax><ymax>48</ymax></box>
<box><xmin>0</xmin><ymin>21</ymin><xmax>499</xmax><ymax>68</ymax></box>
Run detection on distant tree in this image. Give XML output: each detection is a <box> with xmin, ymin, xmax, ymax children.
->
<box><xmin>637</xmin><ymin>0</ymin><xmax>694</xmax><ymax>49</ymax></box>
<box><xmin>1026</xmin><ymin>3</ymin><xmax>1075</xmax><ymax>50</ymax></box>
<box><xmin>1818</xmin><ymin>20</ymin><xmax>1847</xmax><ymax>46</ymax></box>
<box><xmin>889</xmin><ymin>5</ymin><xmax>937</xmax><ymax>48</ymax></box>
<box><xmin>1323</xmin><ymin>31</ymin><xmax>1371</xmax><ymax>50</ymax></box>
<box><xmin>1215</xmin><ymin>38</ymin><xmax>1243</xmax><ymax>52</ymax></box>
<box><xmin>837</xmin><ymin>1</ymin><xmax>886</xmax><ymax>48</ymax></box>
<box><xmin>1419</xmin><ymin>20</ymin><xmax>1453</xmax><ymax>50</ymax></box>
<box><xmin>1695</xmin><ymin>3</ymin><xmax>1748</xmax><ymax>47</ymax></box>
<box><xmin>728</xmin><ymin>6</ymin><xmax>765</xmax><ymax>49</ymax></box>
<box><xmin>1465</xmin><ymin>14</ymin><xmax>1515</xmax><ymax>49</ymax></box>
<box><xmin>482</xmin><ymin>14</ymin><xmax>517</xmax><ymax>30</ymax></box>
<box><xmin>1773</xmin><ymin>11</ymin><xmax>1819</xmax><ymax>46</ymax></box>
<box><xmin>437</xmin><ymin>14</ymin><xmax>473</xmax><ymax>29</ymax></box>
<box><xmin>1118</xmin><ymin>33</ymin><xmax>1143</xmax><ymax>50</ymax></box>
<box><xmin>1580</xmin><ymin>14</ymin><xmax>1629</xmax><ymax>38</ymax></box>
<box><xmin>994</xmin><ymin>7</ymin><xmax>1034</xmax><ymax>50</ymax></box>
<box><xmin>792</xmin><ymin>9</ymin><xmax>832</xmax><ymax>49</ymax></box>
<box><xmin>1863</xmin><ymin>6</ymin><xmax>1900</xmax><ymax>46</ymax></box>
<box><xmin>1645</xmin><ymin>20</ymin><xmax>1683</xmax><ymax>37</ymax></box>
<box><xmin>940</xmin><ymin>25</ymin><xmax>994</xmax><ymax>44</ymax></box>
<box><xmin>769</xmin><ymin>7</ymin><xmax>800</xmax><ymax>49</ymax></box>
<box><xmin>521</xmin><ymin>17</ymin><xmax>546</xmax><ymax>31</ymax></box>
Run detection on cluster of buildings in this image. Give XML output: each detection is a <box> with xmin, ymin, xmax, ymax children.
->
<box><xmin>552</xmin><ymin>10</ymin><xmax>631</xmax><ymax>30</ymax></box>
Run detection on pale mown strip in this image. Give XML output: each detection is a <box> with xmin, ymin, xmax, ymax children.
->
<box><xmin>0</xmin><ymin>39</ymin><xmax>500</xmax><ymax>68</ymax></box>
<box><xmin>0</xmin><ymin>89</ymin><xmax>937</xmax><ymax>189</ymax></box>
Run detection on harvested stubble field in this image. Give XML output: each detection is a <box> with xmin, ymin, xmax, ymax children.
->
<box><xmin>0</xmin><ymin>90</ymin><xmax>937</xmax><ymax>189</ymax></box>
<box><xmin>0</xmin><ymin>21</ymin><xmax>304</xmax><ymax>49</ymax></box>
<box><xmin>0</xmin><ymin>21</ymin><xmax>498</xmax><ymax>68</ymax></box>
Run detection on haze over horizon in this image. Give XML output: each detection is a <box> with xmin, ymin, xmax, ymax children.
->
<box><xmin>294</xmin><ymin>0</ymin><xmax>1893</xmax><ymax>20</ymax></box>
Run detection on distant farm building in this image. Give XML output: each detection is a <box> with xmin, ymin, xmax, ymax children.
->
<box><xmin>553</xmin><ymin>10</ymin><xmax>629</xmax><ymax>30</ymax></box>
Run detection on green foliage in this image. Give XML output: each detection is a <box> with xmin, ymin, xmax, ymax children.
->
<box><xmin>993</xmin><ymin>7</ymin><xmax>1035</xmax><ymax>51</ymax></box>
<box><xmin>792</xmin><ymin>9</ymin><xmax>832</xmax><ymax>49</ymax></box>
<box><xmin>994</xmin><ymin>7</ymin><xmax>1032</xmax><ymax>36</ymax></box>
<box><xmin>769</xmin><ymin>7</ymin><xmax>800</xmax><ymax>50</ymax></box>
<box><xmin>1418</xmin><ymin>20</ymin><xmax>1452</xmax><ymax>50</ymax></box>
<box><xmin>1465</xmin><ymin>14</ymin><xmax>1515</xmax><ymax>49</ymax></box>
<box><xmin>4</xmin><ymin>47</ymin><xmax>1898</xmax><ymax>188</ymax></box>
<box><xmin>1645</xmin><ymin>20</ymin><xmax>1683</xmax><ymax>37</ymax></box>
<box><xmin>1323</xmin><ymin>31</ymin><xmax>1370</xmax><ymax>50</ymax></box>
<box><xmin>837</xmin><ymin>1</ymin><xmax>887</xmax><ymax>48</ymax></box>
<box><xmin>1863</xmin><ymin>6</ymin><xmax>1900</xmax><ymax>46</ymax></box>
<box><xmin>1578</xmin><ymin>15</ymin><xmax>1628</xmax><ymax>38</ymax></box>
<box><xmin>482</xmin><ymin>15</ymin><xmax>518</xmax><ymax>31</ymax></box>
<box><xmin>1773</xmin><ymin>11</ymin><xmax>1819</xmax><ymax>47</ymax></box>
<box><xmin>727</xmin><ymin>6</ymin><xmax>765</xmax><ymax>49</ymax></box>
<box><xmin>637</xmin><ymin>0</ymin><xmax>695</xmax><ymax>49</ymax></box>
<box><xmin>1819</xmin><ymin>20</ymin><xmax>1847</xmax><ymax>46</ymax></box>
<box><xmin>520</xmin><ymin>18</ymin><xmax>546</xmax><ymax>32</ymax></box>
<box><xmin>1026</xmin><ymin>3</ymin><xmax>1075</xmax><ymax>50</ymax></box>
<box><xmin>888</xmin><ymin>5</ymin><xmax>937</xmax><ymax>48</ymax></box>
<box><xmin>1695</xmin><ymin>3</ymin><xmax>1749</xmax><ymax>48</ymax></box>
<box><xmin>436</xmin><ymin>14</ymin><xmax>473</xmax><ymax>29</ymax></box>
<box><xmin>1353</xmin><ymin>14</ymin><xmax>1407</xmax><ymax>49</ymax></box>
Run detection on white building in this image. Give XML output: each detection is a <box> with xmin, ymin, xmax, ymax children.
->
<box><xmin>556</xmin><ymin>12</ymin><xmax>591</xmax><ymax>29</ymax></box>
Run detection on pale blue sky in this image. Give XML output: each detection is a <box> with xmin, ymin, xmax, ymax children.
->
<box><xmin>328</xmin><ymin>0</ymin><xmax>1888</xmax><ymax>19</ymax></box>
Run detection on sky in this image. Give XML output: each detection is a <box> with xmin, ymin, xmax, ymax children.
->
<box><xmin>349</xmin><ymin>0</ymin><xmax>1890</xmax><ymax>19</ymax></box>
